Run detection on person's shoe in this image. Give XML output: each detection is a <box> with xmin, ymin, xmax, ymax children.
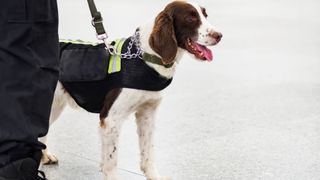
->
<box><xmin>0</xmin><ymin>157</ymin><xmax>47</xmax><ymax>180</ymax></box>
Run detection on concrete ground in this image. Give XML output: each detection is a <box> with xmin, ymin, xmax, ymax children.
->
<box><xmin>42</xmin><ymin>0</ymin><xmax>320</xmax><ymax>179</ymax></box>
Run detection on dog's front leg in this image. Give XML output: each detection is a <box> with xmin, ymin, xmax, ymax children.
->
<box><xmin>135</xmin><ymin>100</ymin><xmax>171</xmax><ymax>180</ymax></box>
<box><xmin>100</xmin><ymin>116</ymin><xmax>123</xmax><ymax>180</ymax></box>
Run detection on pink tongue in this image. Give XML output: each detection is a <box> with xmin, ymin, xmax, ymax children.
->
<box><xmin>195</xmin><ymin>43</ymin><xmax>213</xmax><ymax>61</ymax></box>
<box><xmin>203</xmin><ymin>48</ymin><xmax>213</xmax><ymax>61</ymax></box>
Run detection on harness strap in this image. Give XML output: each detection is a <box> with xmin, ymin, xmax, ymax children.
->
<box><xmin>108</xmin><ymin>39</ymin><xmax>126</xmax><ymax>74</ymax></box>
<box><xmin>87</xmin><ymin>0</ymin><xmax>107</xmax><ymax>38</ymax></box>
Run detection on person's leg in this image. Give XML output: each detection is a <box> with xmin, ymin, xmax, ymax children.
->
<box><xmin>0</xmin><ymin>0</ymin><xmax>59</xmax><ymax>175</ymax></box>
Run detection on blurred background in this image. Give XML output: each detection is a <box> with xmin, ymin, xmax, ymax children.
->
<box><xmin>43</xmin><ymin>0</ymin><xmax>320</xmax><ymax>179</ymax></box>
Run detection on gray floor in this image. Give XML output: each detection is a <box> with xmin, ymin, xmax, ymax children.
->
<box><xmin>43</xmin><ymin>0</ymin><xmax>320</xmax><ymax>179</ymax></box>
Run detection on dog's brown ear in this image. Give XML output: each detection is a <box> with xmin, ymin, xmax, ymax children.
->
<box><xmin>149</xmin><ymin>11</ymin><xmax>178</xmax><ymax>65</ymax></box>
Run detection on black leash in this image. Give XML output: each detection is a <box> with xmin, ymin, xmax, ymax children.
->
<box><xmin>87</xmin><ymin>0</ymin><xmax>108</xmax><ymax>40</ymax></box>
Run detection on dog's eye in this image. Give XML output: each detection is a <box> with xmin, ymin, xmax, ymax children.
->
<box><xmin>185</xmin><ymin>16</ymin><xmax>197</xmax><ymax>23</ymax></box>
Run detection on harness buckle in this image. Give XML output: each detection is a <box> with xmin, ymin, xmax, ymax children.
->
<box><xmin>91</xmin><ymin>17</ymin><xmax>103</xmax><ymax>27</ymax></box>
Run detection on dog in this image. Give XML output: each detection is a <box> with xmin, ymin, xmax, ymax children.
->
<box><xmin>41</xmin><ymin>1</ymin><xmax>222</xmax><ymax>180</ymax></box>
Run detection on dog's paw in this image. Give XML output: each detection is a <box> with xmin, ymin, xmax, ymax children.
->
<box><xmin>102</xmin><ymin>168</ymin><xmax>118</xmax><ymax>180</ymax></box>
<box><xmin>42</xmin><ymin>152</ymin><xmax>59</xmax><ymax>165</ymax></box>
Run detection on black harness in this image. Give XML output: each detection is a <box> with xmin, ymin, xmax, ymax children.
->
<box><xmin>59</xmin><ymin>38</ymin><xmax>172</xmax><ymax>113</ymax></box>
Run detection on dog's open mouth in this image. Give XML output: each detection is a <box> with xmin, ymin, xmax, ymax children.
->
<box><xmin>186</xmin><ymin>38</ymin><xmax>213</xmax><ymax>61</ymax></box>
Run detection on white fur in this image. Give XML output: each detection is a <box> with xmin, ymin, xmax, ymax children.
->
<box><xmin>188</xmin><ymin>2</ymin><xmax>220</xmax><ymax>46</ymax></box>
<box><xmin>42</xmin><ymin>2</ymin><xmax>219</xmax><ymax>180</ymax></box>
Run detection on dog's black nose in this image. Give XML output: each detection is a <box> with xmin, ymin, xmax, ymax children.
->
<box><xmin>210</xmin><ymin>32</ymin><xmax>223</xmax><ymax>42</ymax></box>
<box><xmin>215</xmin><ymin>32</ymin><xmax>223</xmax><ymax>42</ymax></box>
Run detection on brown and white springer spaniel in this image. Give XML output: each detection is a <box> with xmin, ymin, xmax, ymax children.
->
<box><xmin>42</xmin><ymin>1</ymin><xmax>222</xmax><ymax>180</ymax></box>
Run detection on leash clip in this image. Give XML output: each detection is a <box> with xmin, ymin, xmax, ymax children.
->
<box><xmin>96</xmin><ymin>33</ymin><xmax>108</xmax><ymax>41</ymax></box>
<box><xmin>102</xmin><ymin>39</ymin><xmax>116</xmax><ymax>55</ymax></box>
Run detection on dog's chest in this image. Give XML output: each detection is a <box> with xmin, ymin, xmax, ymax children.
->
<box><xmin>111</xmin><ymin>88</ymin><xmax>162</xmax><ymax>114</ymax></box>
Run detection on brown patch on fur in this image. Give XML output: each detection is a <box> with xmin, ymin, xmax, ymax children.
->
<box><xmin>100</xmin><ymin>121</ymin><xmax>107</xmax><ymax>129</ymax></box>
<box><xmin>200</xmin><ymin>7</ymin><xmax>208</xmax><ymax>18</ymax></box>
<box><xmin>99</xmin><ymin>88</ymin><xmax>122</xmax><ymax>127</ymax></box>
<box><xmin>149</xmin><ymin>1</ymin><xmax>202</xmax><ymax>64</ymax></box>
<box><xmin>149</xmin><ymin>4</ymin><xmax>178</xmax><ymax>65</ymax></box>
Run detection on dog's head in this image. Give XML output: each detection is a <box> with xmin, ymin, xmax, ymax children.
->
<box><xmin>149</xmin><ymin>1</ymin><xmax>222</xmax><ymax>65</ymax></box>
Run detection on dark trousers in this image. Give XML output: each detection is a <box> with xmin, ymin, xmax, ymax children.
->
<box><xmin>0</xmin><ymin>0</ymin><xmax>59</xmax><ymax>167</ymax></box>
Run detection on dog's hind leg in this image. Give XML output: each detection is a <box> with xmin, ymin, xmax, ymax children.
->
<box><xmin>39</xmin><ymin>136</ymin><xmax>59</xmax><ymax>165</ymax></box>
<box><xmin>135</xmin><ymin>99</ymin><xmax>171</xmax><ymax>180</ymax></box>
<box><xmin>40</xmin><ymin>82</ymin><xmax>67</xmax><ymax>165</ymax></box>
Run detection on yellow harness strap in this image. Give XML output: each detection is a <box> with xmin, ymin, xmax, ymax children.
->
<box><xmin>108</xmin><ymin>38</ymin><xmax>125</xmax><ymax>74</ymax></box>
<box><xmin>59</xmin><ymin>39</ymin><xmax>99</xmax><ymax>46</ymax></box>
